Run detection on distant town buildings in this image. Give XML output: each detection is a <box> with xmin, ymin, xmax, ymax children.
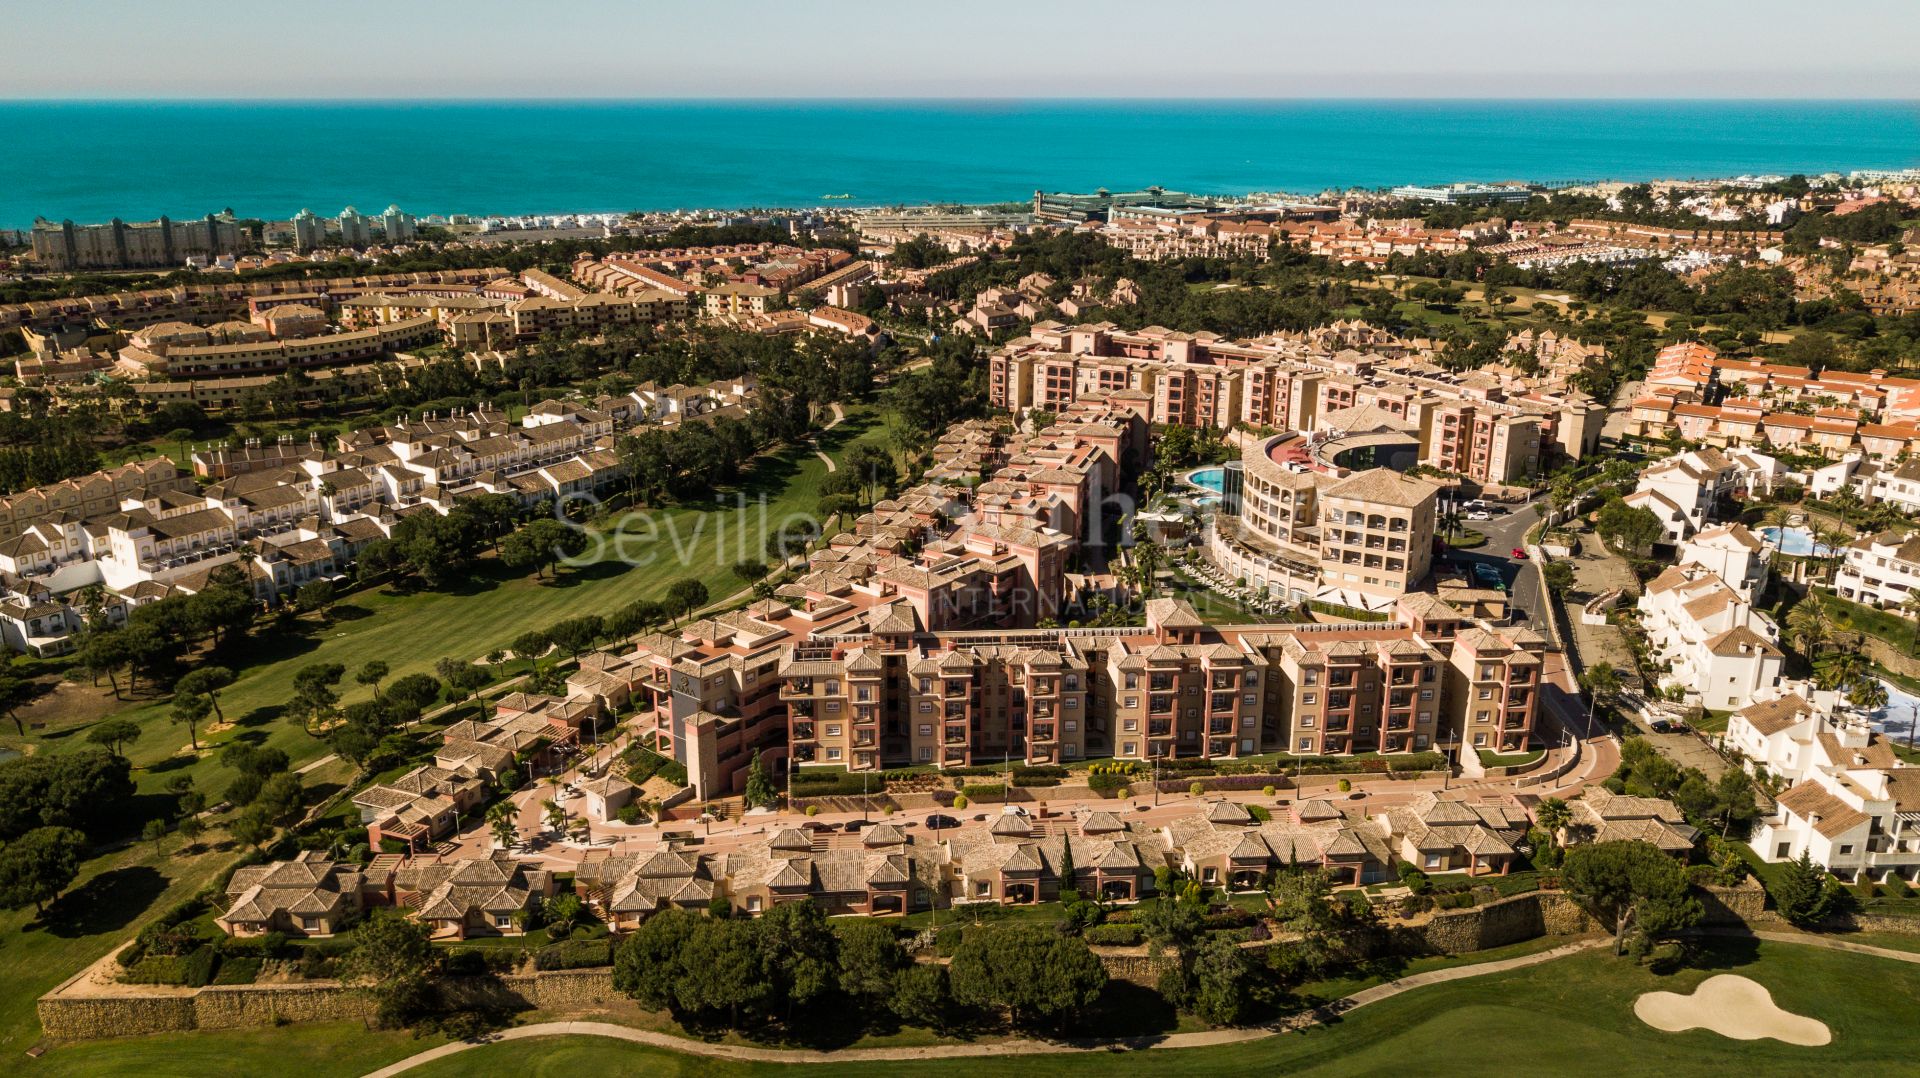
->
<box><xmin>29</xmin><ymin>213</ymin><xmax>258</xmax><ymax>271</ymax></box>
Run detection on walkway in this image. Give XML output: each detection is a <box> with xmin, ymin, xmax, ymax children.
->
<box><xmin>1744</xmin><ymin>929</ymin><xmax>1920</xmax><ymax>965</ymax></box>
<box><xmin>812</xmin><ymin>402</ymin><xmax>846</xmax><ymax>472</ymax></box>
<box><xmin>361</xmin><ymin>939</ymin><xmax>1609</xmax><ymax>1075</ymax></box>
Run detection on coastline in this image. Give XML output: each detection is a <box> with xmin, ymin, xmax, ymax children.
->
<box><xmin>2</xmin><ymin>98</ymin><xmax>1915</xmax><ymax>228</ymax></box>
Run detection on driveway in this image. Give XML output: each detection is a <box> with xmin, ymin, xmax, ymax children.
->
<box><xmin>1442</xmin><ymin>497</ymin><xmax>1547</xmax><ymax>628</ymax></box>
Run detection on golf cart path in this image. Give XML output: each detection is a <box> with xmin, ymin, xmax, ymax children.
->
<box><xmin>812</xmin><ymin>401</ymin><xmax>846</xmax><ymax>471</ymax></box>
<box><xmin>362</xmin><ymin>938</ymin><xmax>1609</xmax><ymax>1075</ymax></box>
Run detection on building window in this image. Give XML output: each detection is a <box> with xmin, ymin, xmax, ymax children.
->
<box><xmin>918</xmin><ymin>724</ymin><xmax>933</xmax><ymax>736</ymax></box>
<box><xmin>1838</xmin><ymin>844</ymin><xmax>1854</xmax><ymax>855</ymax></box>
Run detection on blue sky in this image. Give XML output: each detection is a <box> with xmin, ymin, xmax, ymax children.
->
<box><xmin>2</xmin><ymin>0</ymin><xmax>1916</xmax><ymax>99</ymax></box>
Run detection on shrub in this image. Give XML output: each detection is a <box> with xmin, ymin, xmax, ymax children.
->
<box><xmin>1262</xmin><ymin>785</ymin><xmax>1277</xmax><ymax>797</ymax></box>
<box><xmin>952</xmin><ymin>795</ymin><xmax>970</xmax><ymax>810</ymax></box>
<box><xmin>805</xmin><ymin>805</ymin><xmax>820</xmax><ymax>817</ymax></box>
<box><xmin>1083</xmin><ymin>923</ymin><xmax>1145</xmax><ymax>946</ymax></box>
<box><xmin>616</xmin><ymin>803</ymin><xmax>644</xmax><ymax>825</ymax></box>
<box><xmin>212</xmin><ymin>957</ymin><xmax>262</xmax><ymax>985</ymax></box>
<box><xmin>1888</xmin><ymin>876</ymin><xmax>1914</xmax><ymax>899</ymax></box>
<box><xmin>1188</xmin><ymin>781</ymin><xmax>1205</xmax><ymax>796</ymax></box>
<box><xmin>960</xmin><ymin>783</ymin><xmax>1006</xmax><ymax>801</ymax></box>
<box><xmin>180</xmin><ymin>945</ymin><xmax>220</xmax><ymax>988</ymax></box>
<box><xmin>442</xmin><ymin>949</ymin><xmax>489</xmax><ymax>977</ymax></box>
<box><xmin>121</xmin><ymin>956</ymin><xmax>188</xmax><ymax>985</ymax></box>
<box><xmin>220</xmin><ymin>932</ymin><xmax>289</xmax><ymax>959</ymax></box>
<box><xmin>1201</xmin><ymin>908</ymin><xmax>1255</xmax><ymax>931</ymax></box>
<box><xmin>1087</xmin><ymin>772</ymin><xmax>1132</xmax><ymax>797</ymax></box>
<box><xmin>534</xmin><ymin>939</ymin><xmax>615</xmax><ymax>971</ymax></box>
<box><xmin>1397</xmin><ymin>863</ymin><xmax>1432</xmax><ymax>894</ymax></box>
<box><xmin>1336</xmin><ymin>778</ymin><xmax>1352</xmax><ymax>792</ymax></box>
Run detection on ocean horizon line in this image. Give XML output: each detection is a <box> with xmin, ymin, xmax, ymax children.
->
<box><xmin>4</xmin><ymin>95</ymin><xmax>1918</xmax><ymax>106</ymax></box>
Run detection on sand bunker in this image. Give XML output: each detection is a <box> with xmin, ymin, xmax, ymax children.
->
<box><xmin>1634</xmin><ymin>974</ymin><xmax>1830</xmax><ymax>1046</ymax></box>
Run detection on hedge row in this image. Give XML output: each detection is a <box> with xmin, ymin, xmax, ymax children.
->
<box><xmin>788</xmin><ymin>771</ymin><xmax>888</xmax><ymax>797</ymax></box>
<box><xmin>1082</xmin><ymin>923</ymin><xmax>1145</xmax><ymax>946</ymax></box>
<box><xmin>534</xmin><ymin>938</ymin><xmax>615</xmax><ymax>970</ymax></box>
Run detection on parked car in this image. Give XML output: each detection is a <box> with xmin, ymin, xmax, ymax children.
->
<box><xmin>1467</xmin><ymin>510</ymin><xmax>1492</xmax><ymax>521</ymax></box>
<box><xmin>1511</xmin><ymin>548</ymin><xmax>1527</xmax><ymax>560</ymax></box>
<box><xmin>1649</xmin><ymin>719</ymin><xmax>1674</xmax><ymax>733</ymax></box>
<box><xmin>924</xmin><ymin>814</ymin><xmax>961</xmax><ymax>830</ymax></box>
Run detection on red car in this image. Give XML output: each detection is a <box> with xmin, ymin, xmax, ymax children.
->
<box><xmin>1510</xmin><ymin>548</ymin><xmax>1527</xmax><ymax>560</ymax></box>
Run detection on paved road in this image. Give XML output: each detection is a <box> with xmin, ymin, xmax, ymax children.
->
<box><xmin>1443</xmin><ymin>495</ymin><xmax>1547</xmax><ymax>629</ymax></box>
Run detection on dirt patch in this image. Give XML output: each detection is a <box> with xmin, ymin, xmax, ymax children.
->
<box><xmin>1634</xmin><ymin>974</ymin><xmax>1830</xmax><ymax>1046</ymax></box>
<box><xmin>14</xmin><ymin>678</ymin><xmax>126</xmax><ymax>736</ymax></box>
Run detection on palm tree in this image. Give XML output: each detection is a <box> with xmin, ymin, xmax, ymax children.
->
<box><xmin>1821</xmin><ymin>650</ymin><xmax>1866</xmax><ymax>691</ymax></box>
<box><xmin>1786</xmin><ymin>595</ymin><xmax>1833</xmax><ymax>659</ymax></box>
<box><xmin>543</xmin><ymin>798</ymin><xmax>567</xmax><ymax>836</ymax></box>
<box><xmin>1848</xmin><ymin>675</ymin><xmax>1889</xmax><ymax>713</ymax></box>
<box><xmin>1817</xmin><ymin>527</ymin><xmax>1852</xmax><ymax>583</ymax></box>
<box><xmin>486</xmin><ymin>802</ymin><xmax>517</xmax><ymax>850</ymax></box>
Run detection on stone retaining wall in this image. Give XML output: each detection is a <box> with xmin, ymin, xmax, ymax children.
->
<box><xmin>1383</xmin><ymin>890</ymin><xmax>1604</xmax><ymax>955</ymax></box>
<box><xmin>1097</xmin><ymin>953</ymin><xmax>1178</xmax><ymax>986</ymax></box>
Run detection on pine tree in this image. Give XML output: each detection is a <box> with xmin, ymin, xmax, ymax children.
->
<box><xmin>1772</xmin><ymin>851</ymin><xmax>1835</xmax><ymax>928</ymax></box>
<box><xmin>744</xmin><ymin>750</ymin><xmax>776</xmax><ymax>809</ymax></box>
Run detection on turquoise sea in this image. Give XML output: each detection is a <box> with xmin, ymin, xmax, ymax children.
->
<box><xmin>2</xmin><ymin>99</ymin><xmax>1917</xmax><ymax>227</ymax></box>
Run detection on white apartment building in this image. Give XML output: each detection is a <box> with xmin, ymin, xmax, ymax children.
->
<box><xmin>1735</xmin><ymin>688</ymin><xmax>1920</xmax><ymax>882</ymax></box>
<box><xmin>1854</xmin><ymin>457</ymin><xmax>1920</xmax><ymax>515</ymax></box>
<box><xmin>1722</xmin><ymin>682</ymin><xmax>1853</xmax><ymax>786</ymax></box>
<box><xmin>1677</xmin><ymin>523</ymin><xmax>1771</xmax><ymax>603</ymax></box>
<box><xmin>1623</xmin><ymin>448</ymin><xmax>1739</xmax><ymax>543</ymax></box>
<box><xmin>1833</xmin><ymin>530</ymin><xmax>1920</xmax><ymax>609</ymax></box>
<box><xmin>1637</xmin><ymin>565</ymin><xmax>1784</xmax><ymax>710</ymax></box>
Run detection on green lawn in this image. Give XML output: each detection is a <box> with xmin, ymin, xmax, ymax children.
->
<box><xmin>42</xmin><ymin>938</ymin><xmax>1898</xmax><ymax>1078</ymax></box>
<box><xmin>29</xmin><ymin>1021</ymin><xmax>441</xmax><ymax>1078</ymax></box>
<box><xmin>0</xmin><ymin>412</ymin><xmax>893</xmax><ymax>1051</ymax></box>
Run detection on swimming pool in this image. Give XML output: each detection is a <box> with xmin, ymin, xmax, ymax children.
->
<box><xmin>1187</xmin><ymin>467</ymin><xmax>1225</xmax><ymax>492</ymax></box>
<box><xmin>1758</xmin><ymin>526</ymin><xmax>1838</xmax><ymax>559</ymax></box>
<box><xmin>1870</xmin><ymin>678</ymin><xmax>1920</xmax><ymax>744</ymax></box>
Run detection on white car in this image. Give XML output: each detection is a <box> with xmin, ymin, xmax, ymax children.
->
<box><xmin>1466</xmin><ymin>510</ymin><xmax>1492</xmax><ymax>521</ymax></box>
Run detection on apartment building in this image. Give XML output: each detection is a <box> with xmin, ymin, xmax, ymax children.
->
<box><xmin>1211</xmin><ymin>433</ymin><xmax>1440</xmax><ymax>611</ymax></box>
<box><xmin>1630</xmin><ymin>340</ymin><xmax>1920</xmax><ymax>457</ymax></box>
<box><xmin>1623</xmin><ymin>448</ymin><xmax>1741</xmax><ymax>543</ymax></box>
<box><xmin>1636</xmin><ymin>565</ymin><xmax>1784</xmax><ymax>709</ymax></box>
<box><xmin>0</xmin><ymin>268</ymin><xmax>505</xmax><ymax>336</ymax></box>
<box><xmin>1677</xmin><ymin>523</ymin><xmax>1771</xmax><ymax>603</ymax></box>
<box><xmin>30</xmin><ymin>213</ymin><xmax>257</xmax><ymax>271</ymax></box>
<box><xmin>1314</xmin><ymin>469</ymin><xmax>1438</xmax><ymax>608</ymax></box>
<box><xmin>990</xmin><ymin>320</ymin><xmax>1594</xmax><ymax>486</ymax></box>
<box><xmin>1442</xmin><ymin>624</ymin><xmax>1547</xmax><ymax>755</ymax></box>
<box><xmin>117</xmin><ymin>317</ymin><xmax>440</xmax><ymax>379</ymax></box>
<box><xmin>1732</xmin><ymin>687</ymin><xmax>1920</xmax><ymax>882</ymax></box>
<box><xmin>1833</xmin><ymin>530</ymin><xmax>1920</xmax><ymax>609</ymax></box>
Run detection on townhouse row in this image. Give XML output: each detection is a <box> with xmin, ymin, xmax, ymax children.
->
<box><xmin>1629</xmin><ymin>341</ymin><xmax>1920</xmax><ymax>459</ymax></box>
<box><xmin>0</xmin><ymin>381</ymin><xmax>756</xmax><ymax>655</ymax></box>
<box><xmin>220</xmin><ymin>780</ymin><xmax>1692</xmax><ymax>940</ymax></box>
